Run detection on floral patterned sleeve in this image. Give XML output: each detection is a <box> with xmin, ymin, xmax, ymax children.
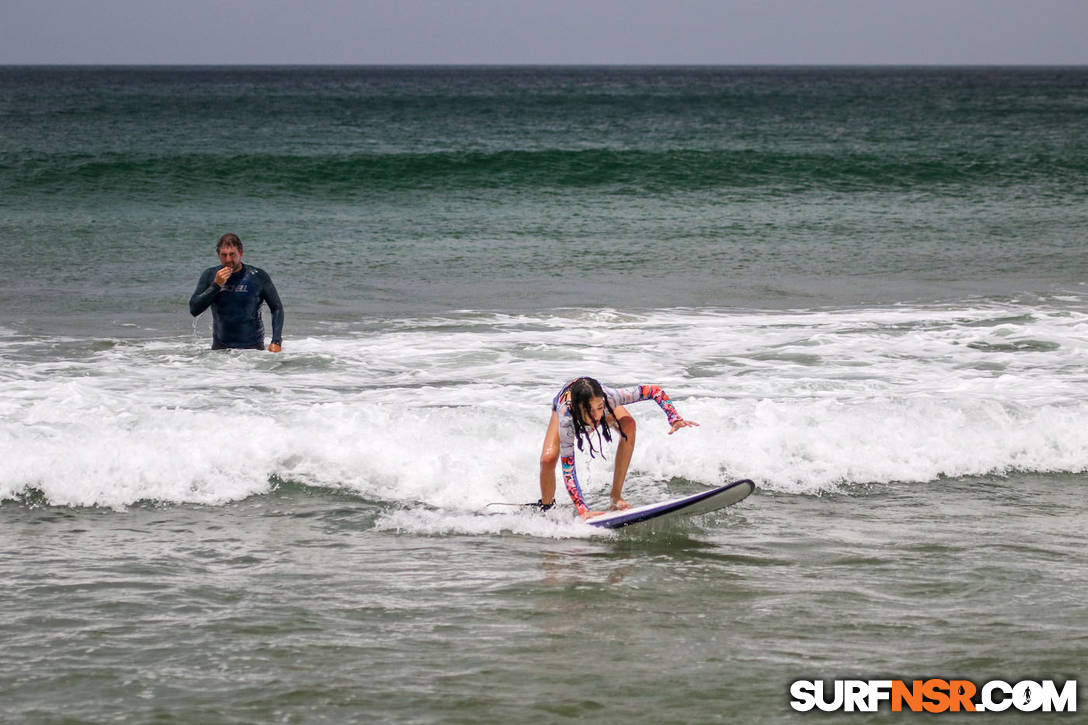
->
<box><xmin>554</xmin><ymin>391</ymin><xmax>589</xmax><ymax>515</ymax></box>
<box><xmin>603</xmin><ymin>384</ymin><xmax>683</xmax><ymax>425</ymax></box>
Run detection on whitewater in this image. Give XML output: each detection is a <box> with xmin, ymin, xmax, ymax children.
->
<box><xmin>5</xmin><ymin>297</ymin><xmax>1087</xmax><ymax>526</ymax></box>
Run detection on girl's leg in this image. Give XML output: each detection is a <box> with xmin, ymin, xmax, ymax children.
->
<box><xmin>538</xmin><ymin>410</ymin><xmax>561</xmax><ymax>504</ymax></box>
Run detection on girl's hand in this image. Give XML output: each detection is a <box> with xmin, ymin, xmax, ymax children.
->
<box><xmin>668</xmin><ymin>419</ymin><xmax>699</xmax><ymax>435</ymax></box>
<box><xmin>609</xmin><ymin>496</ymin><xmax>631</xmax><ymax>511</ymax></box>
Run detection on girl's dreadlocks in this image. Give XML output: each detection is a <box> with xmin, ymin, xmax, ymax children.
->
<box><xmin>565</xmin><ymin>377</ymin><xmax>627</xmax><ymax>459</ymax></box>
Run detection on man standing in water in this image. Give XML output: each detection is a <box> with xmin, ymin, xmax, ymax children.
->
<box><xmin>189</xmin><ymin>233</ymin><xmax>284</xmax><ymax>351</ymax></box>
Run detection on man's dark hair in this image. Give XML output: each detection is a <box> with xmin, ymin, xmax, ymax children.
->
<box><xmin>216</xmin><ymin>233</ymin><xmax>243</xmax><ymax>253</ymax></box>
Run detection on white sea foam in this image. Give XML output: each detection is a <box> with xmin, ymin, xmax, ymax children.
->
<box><xmin>3</xmin><ymin>298</ymin><xmax>1088</xmax><ymax>524</ymax></box>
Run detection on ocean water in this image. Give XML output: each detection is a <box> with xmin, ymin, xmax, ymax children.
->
<box><xmin>1</xmin><ymin>66</ymin><xmax>1087</xmax><ymax>722</ymax></box>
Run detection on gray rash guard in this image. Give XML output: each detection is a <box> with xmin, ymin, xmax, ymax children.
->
<box><xmin>189</xmin><ymin>263</ymin><xmax>284</xmax><ymax>349</ymax></box>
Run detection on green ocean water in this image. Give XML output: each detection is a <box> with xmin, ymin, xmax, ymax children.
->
<box><xmin>1</xmin><ymin>67</ymin><xmax>1087</xmax><ymax>723</ymax></box>
<box><xmin>2</xmin><ymin>66</ymin><xmax>1087</xmax><ymax>329</ymax></box>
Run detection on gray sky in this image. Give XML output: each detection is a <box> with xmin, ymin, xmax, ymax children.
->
<box><xmin>2</xmin><ymin>0</ymin><xmax>1086</xmax><ymax>65</ymax></box>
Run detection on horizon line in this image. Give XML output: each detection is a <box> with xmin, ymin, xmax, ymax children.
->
<box><xmin>3</xmin><ymin>62</ymin><xmax>1087</xmax><ymax>69</ymax></box>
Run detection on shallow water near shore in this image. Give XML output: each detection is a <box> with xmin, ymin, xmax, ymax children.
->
<box><xmin>3</xmin><ymin>474</ymin><xmax>1085</xmax><ymax>723</ymax></box>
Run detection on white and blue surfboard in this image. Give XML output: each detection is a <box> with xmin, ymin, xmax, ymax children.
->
<box><xmin>585</xmin><ymin>478</ymin><xmax>755</xmax><ymax>530</ymax></box>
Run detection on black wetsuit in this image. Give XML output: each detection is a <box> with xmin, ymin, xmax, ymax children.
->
<box><xmin>189</xmin><ymin>263</ymin><xmax>284</xmax><ymax>350</ymax></box>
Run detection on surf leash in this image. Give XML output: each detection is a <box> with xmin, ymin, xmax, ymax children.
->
<box><xmin>485</xmin><ymin>499</ymin><xmax>555</xmax><ymax>511</ymax></box>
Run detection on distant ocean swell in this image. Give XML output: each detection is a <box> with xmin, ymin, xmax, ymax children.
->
<box><xmin>5</xmin><ymin>148</ymin><xmax>1086</xmax><ymax>197</ymax></box>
